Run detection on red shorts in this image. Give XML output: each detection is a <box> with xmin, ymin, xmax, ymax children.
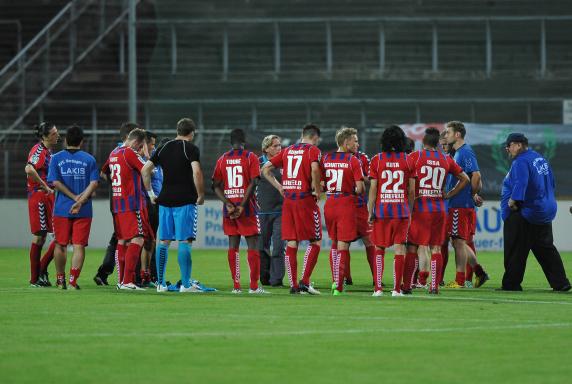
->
<box><xmin>409</xmin><ymin>211</ymin><xmax>447</xmax><ymax>246</ymax></box>
<box><xmin>325</xmin><ymin>197</ymin><xmax>357</xmax><ymax>242</ymax></box>
<box><xmin>371</xmin><ymin>217</ymin><xmax>409</xmax><ymax>248</ymax></box>
<box><xmin>281</xmin><ymin>197</ymin><xmax>322</xmax><ymax>241</ymax></box>
<box><xmin>223</xmin><ymin>214</ymin><xmax>260</xmax><ymax>237</ymax></box>
<box><xmin>28</xmin><ymin>191</ymin><xmax>54</xmax><ymax>234</ymax></box>
<box><xmin>53</xmin><ymin>216</ymin><xmax>92</xmax><ymax>246</ymax></box>
<box><xmin>447</xmin><ymin>208</ymin><xmax>476</xmax><ymax>241</ymax></box>
<box><xmin>356</xmin><ymin>207</ymin><xmax>372</xmax><ymax>238</ymax></box>
<box><xmin>114</xmin><ymin>209</ymin><xmax>153</xmax><ymax>241</ymax></box>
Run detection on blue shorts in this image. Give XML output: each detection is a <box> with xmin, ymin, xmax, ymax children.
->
<box><xmin>158</xmin><ymin>204</ymin><xmax>198</xmax><ymax>241</ymax></box>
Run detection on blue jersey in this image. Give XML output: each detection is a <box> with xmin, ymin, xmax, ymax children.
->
<box><xmin>501</xmin><ymin>149</ymin><xmax>557</xmax><ymax>224</ymax></box>
<box><xmin>447</xmin><ymin>144</ymin><xmax>479</xmax><ymax>208</ymax></box>
<box><xmin>47</xmin><ymin>149</ymin><xmax>99</xmax><ymax>218</ymax></box>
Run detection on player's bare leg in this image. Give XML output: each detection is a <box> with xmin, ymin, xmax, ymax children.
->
<box><xmin>54</xmin><ymin>242</ymin><xmax>67</xmax><ymax>289</ymax></box>
<box><xmin>140</xmin><ymin>241</ymin><xmax>153</xmax><ymax>286</ymax></box>
<box><xmin>245</xmin><ymin>235</ymin><xmax>264</xmax><ymax>293</ymax></box>
<box><xmin>361</xmin><ymin>236</ymin><xmax>376</xmax><ymax>285</ymax></box>
<box><xmin>68</xmin><ymin>244</ymin><xmax>85</xmax><ymax>289</ymax></box>
<box><xmin>464</xmin><ymin>240</ymin><xmax>489</xmax><ymax>287</ymax></box>
<box><xmin>29</xmin><ymin>233</ymin><xmax>47</xmax><ymax>286</ymax></box>
<box><xmin>449</xmin><ymin>237</ymin><xmax>469</xmax><ymax>288</ymax></box>
<box><xmin>417</xmin><ymin>246</ymin><xmax>430</xmax><ymax>289</ymax></box>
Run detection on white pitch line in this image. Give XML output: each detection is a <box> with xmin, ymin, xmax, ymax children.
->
<box><xmin>408</xmin><ymin>295</ymin><xmax>572</xmax><ymax>306</ymax></box>
<box><xmin>40</xmin><ymin>322</ymin><xmax>572</xmax><ymax>339</ymax></box>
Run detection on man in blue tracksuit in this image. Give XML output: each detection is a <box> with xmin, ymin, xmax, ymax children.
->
<box><xmin>500</xmin><ymin>132</ymin><xmax>570</xmax><ymax>291</ymax></box>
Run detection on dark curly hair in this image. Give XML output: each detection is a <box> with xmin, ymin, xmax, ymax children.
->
<box><xmin>381</xmin><ymin>125</ymin><xmax>406</xmax><ymax>152</ymax></box>
<box><xmin>34</xmin><ymin>121</ymin><xmax>55</xmax><ymax>139</ymax></box>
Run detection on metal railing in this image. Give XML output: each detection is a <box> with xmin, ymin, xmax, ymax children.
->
<box><xmin>0</xmin><ymin>0</ymin><xmax>138</xmax><ymax>142</ymax></box>
<box><xmin>139</xmin><ymin>15</ymin><xmax>572</xmax><ymax>80</ymax></box>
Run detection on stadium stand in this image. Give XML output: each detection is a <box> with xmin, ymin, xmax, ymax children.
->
<box><xmin>1</xmin><ymin>0</ymin><xmax>572</xmax><ymax>198</ymax></box>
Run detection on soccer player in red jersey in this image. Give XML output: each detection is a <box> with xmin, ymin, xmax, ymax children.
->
<box><xmin>367</xmin><ymin>125</ymin><xmax>414</xmax><ymax>297</ymax></box>
<box><xmin>404</xmin><ymin>128</ymin><xmax>470</xmax><ymax>294</ymax></box>
<box><xmin>25</xmin><ymin>122</ymin><xmax>59</xmax><ymax>287</ymax></box>
<box><xmin>322</xmin><ymin>127</ymin><xmax>365</xmax><ymax>295</ymax></box>
<box><xmin>262</xmin><ymin>124</ymin><xmax>323</xmax><ymax>294</ymax></box>
<box><xmin>337</xmin><ymin>149</ymin><xmax>376</xmax><ymax>286</ymax></box>
<box><xmin>105</xmin><ymin>128</ymin><xmax>152</xmax><ymax>290</ymax></box>
<box><xmin>213</xmin><ymin>129</ymin><xmax>265</xmax><ymax>294</ymax></box>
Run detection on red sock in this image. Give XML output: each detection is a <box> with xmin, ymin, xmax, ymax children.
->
<box><xmin>455</xmin><ymin>271</ymin><xmax>465</xmax><ymax>286</ymax></box>
<box><xmin>123</xmin><ymin>243</ymin><xmax>142</xmax><ymax>285</ymax></box>
<box><xmin>419</xmin><ymin>271</ymin><xmax>429</xmax><ymax>286</ymax></box>
<box><xmin>140</xmin><ymin>269</ymin><xmax>150</xmax><ymax>284</ymax></box>
<box><xmin>373</xmin><ymin>248</ymin><xmax>385</xmax><ymax>291</ymax></box>
<box><xmin>345</xmin><ymin>252</ymin><xmax>352</xmax><ymax>281</ymax></box>
<box><xmin>69</xmin><ymin>267</ymin><xmax>81</xmax><ymax>286</ymax></box>
<box><xmin>403</xmin><ymin>252</ymin><xmax>417</xmax><ymax>290</ymax></box>
<box><xmin>473</xmin><ymin>263</ymin><xmax>485</xmax><ymax>277</ymax></box>
<box><xmin>40</xmin><ymin>240</ymin><xmax>55</xmax><ymax>273</ymax></box>
<box><xmin>56</xmin><ymin>273</ymin><xmax>65</xmax><ymax>286</ymax></box>
<box><xmin>336</xmin><ymin>250</ymin><xmax>349</xmax><ymax>291</ymax></box>
<box><xmin>365</xmin><ymin>245</ymin><xmax>376</xmax><ymax>277</ymax></box>
<box><xmin>227</xmin><ymin>248</ymin><xmax>240</xmax><ymax>289</ymax></box>
<box><xmin>29</xmin><ymin>243</ymin><xmax>41</xmax><ymax>283</ymax></box>
<box><xmin>393</xmin><ymin>254</ymin><xmax>404</xmax><ymax>292</ymax></box>
<box><xmin>285</xmin><ymin>245</ymin><xmax>298</xmax><ymax>289</ymax></box>
<box><xmin>116</xmin><ymin>243</ymin><xmax>126</xmax><ymax>284</ymax></box>
<box><xmin>441</xmin><ymin>241</ymin><xmax>449</xmax><ymax>284</ymax></box>
<box><xmin>465</xmin><ymin>263</ymin><xmax>474</xmax><ymax>282</ymax></box>
<box><xmin>301</xmin><ymin>244</ymin><xmax>320</xmax><ymax>285</ymax></box>
<box><xmin>430</xmin><ymin>253</ymin><xmax>443</xmax><ymax>292</ymax></box>
<box><xmin>329</xmin><ymin>246</ymin><xmax>337</xmax><ymax>283</ymax></box>
<box><xmin>247</xmin><ymin>249</ymin><xmax>260</xmax><ymax>290</ymax></box>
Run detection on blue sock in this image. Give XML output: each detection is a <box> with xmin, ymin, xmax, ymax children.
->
<box><xmin>156</xmin><ymin>243</ymin><xmax>169</xmax><ymax>286</ymax></box>
<box><xmin>178</xmin><ymin>242</ymin><xmax>192</xmax><ymax>288</ymax></box>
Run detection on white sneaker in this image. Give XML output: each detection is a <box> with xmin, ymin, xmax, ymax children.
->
<box><xmin>116</xmin><ymin>283</ymin><xmax>121</xmax><ymax>290</ymax></box>
<box><xmin>156</xmin><ymin>284</ymin><xmax>168</xmax><ymax>292</ymax></box>
<box><xmin>415</xmin><ymin>283</ymin><xmax>428</xmax><ymax>289</ymax></box>
<box><xmin>180</xmin><ymin>284</ymin><xmax>201</xmax><ymax>293</ymax></box>
<box><xmin>120</xmin><ymin>283</ymin><xmax>146</xmax><ymax>291</ymax></box>
<box><xmin>231</xmin><ymin>288</ymin><xmax>242</xmax><ymax>294</ymax></box>
<box><xmin>300</xmin><ymin>282</ymin><xmax>321</xmax><ymax>295</ymax></box>
<box><xmin>391</xmin><ymin>290</ymin><xmax>404</xmax><ymax>297</ymax></box>
<box><xmin>372</xmin><ymin>290</ymin><xmax>384</xmax><ymax>297</ymax></box>
<box><xmin>248</xmin><ymin>287</ymin><xmax>269</xmax><ymax>294</ymax></box>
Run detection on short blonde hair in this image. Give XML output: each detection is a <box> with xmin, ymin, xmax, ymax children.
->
<box><xmin>261</xmin><ymin>135</ymin><xmax>281</xmax><ymax>153</ymax></box>
<box><xmin>335</xmin><ymin>127</ymin><xmax>358</xmax><ymax>147</ymax></box>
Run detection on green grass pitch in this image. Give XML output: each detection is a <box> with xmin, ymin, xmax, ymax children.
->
<box><xmin>1</xmin><ymin>248</ymin><xmax>571</xmax><ymax>383</ymax></box>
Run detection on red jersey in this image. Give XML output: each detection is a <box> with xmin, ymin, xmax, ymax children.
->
<box><xmin>368</xmin><ymin>152</ymin><xmax>413</xmax><ymax>219</ymax></box>
<box><xmin>356</xmin><ymin>151</ymin><xmax>370</xmax><ymax>209</ymax></box>
<box><xmin>26</xmin><ymin>142</ymin><xmax>52</xmax><ymax>193</ymax></box>
<box><xmin>212</xmin><ymin>149</ymin><xmax>260</xmax><ymax>217</ymax></box>
<box><xmin>409</xmin><ymin>149</ymin><xmax>463</xmax><ymax>213</ymax></box>
<box><xmin>106</xmin><ymin>146</ymin><xmax>146</xmax><ymax>213</ymax></box>
<box><xmin>322</xmin><ymin>152</ymin><xmax>364</xmax><ymax>197</ymax></box>
<box><xmin>269</xmin><ymin>143</ymin><xmax>321</xmax><ymax>200</ymax></box>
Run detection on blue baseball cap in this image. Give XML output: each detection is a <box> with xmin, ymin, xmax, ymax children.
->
<box><xmin>504</xmin><ymin>132</ymin><xmax>528</xmax><ymax>147</ymax></box>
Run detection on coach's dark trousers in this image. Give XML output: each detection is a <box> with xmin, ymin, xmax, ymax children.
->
<box><xmin>258</xmin><ymin>213</ymin><xmax>285</xmax><ymax>285</ymax></box>
<box><xmin>96</xmin><ymin>232</ymin><xmax>117</xmax><ymax>278</ymax></box>
<box><xmin>502</xmin><ymin>210</ymin><xmax>570</xmax><ymax>290</ymax></box>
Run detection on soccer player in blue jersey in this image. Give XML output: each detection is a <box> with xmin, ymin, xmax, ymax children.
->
<box><xmin>443</xmin><ymin>121</ymin><xmax>489</xmax><ymax>288</ymax></box>
<box><xmin>47</xmin><ymin>126</ymin><xmax>99</xmax><ymax>289</ymax></box>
